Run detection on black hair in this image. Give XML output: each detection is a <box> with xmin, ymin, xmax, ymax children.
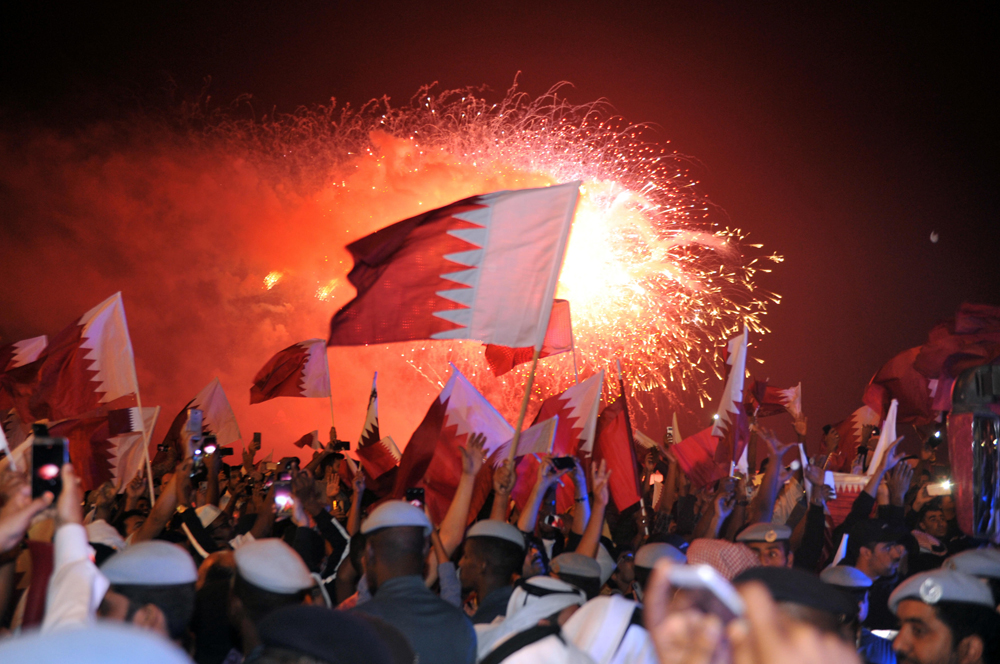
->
<box><xmin>232</xmin><ymin>571</ymin><xmax>307</xmax><ymax>624</ymax></box>
<box><xmin>917</xmin><ymin>498</ymin><xmax>945</xmax><ymax>523</ymax></box>
<box><xmin>366</xmin><ymin>526</ymin><xmax>427</xmax><ymax>576</ymax></box>
<box><xmin>113</xmin><ymin>509</ymin><xmax>147</xmax><ymax>537</ymax></box>
<box><xmin>111</xmin><ymin>582</ymin><xmax>196</xmax><ymax>640</ymax></box>
<box><xmin>934</xmin><ymin>600</ymin><xmax>1000</xmax><ymax>663</ymax></box>
<box><xmin>468</xmin><ymin>537</ymin><xmax>524</xmax><ymax>584</ymax></box>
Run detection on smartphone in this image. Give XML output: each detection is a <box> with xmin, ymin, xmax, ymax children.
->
<box><xmin>405</xmin><ymin>487</ymin><xmax>425</xmax><ymax>509</ymax></box>
<box><xmin>32</xmin><ymin>429</ymin><xmax>69</xmax><ymax>499</ymax></box>
<box><xmin>551</xmin><ymin>456</ymin><xmax>576</xmax><ymax>471</ymax></box>
<box><xmin>926</xmin><ymin>480</ymin><xmax>953</xmax><ymax>496</ymax></box>
<box><xmin>666</xmin><ymin>564</ymin><xmax>745</xmax><ymax>623</ymax></box>
<box><xmin>253</xmin><ymin>432</ymin><xmax>261</xmax><ymax>445</ymax></box>
<box><xmin>186</xmin><ymin>408</ymin><xmax>204</xmax><ymax>459</ymax></box>
<box><xmin>201</xmin><ymin>434</ymin><xmax>218</xmax><ymax>455</ymax></box>
<box><xmin>274</xmin><ymin>472</ymin><xmax>294</xmax><ymax>519</ymax></box>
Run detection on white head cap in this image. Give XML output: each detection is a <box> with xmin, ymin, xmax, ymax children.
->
<box><xmin>0</xmin><ymin>623</ymin><xmax>191</xmax><ymax>664</ymax></box>
<box><xmin>101</xmin><ymin>541</ymin><xmax>197</xmax><ymax>585</ymax></box>
<box><xmin>234</xmin><ymin>538</ymin><xmax>315</xmax><ymax>594</ymax></box>
<box><xmin>467</xmin><ymin>519</ymin><xmax>525</xmax><ymax>549</ymax></box>
<box><xmin>821</xmin><ymin>565</ymin><xmax>873</xmax><ymax>589</ymax></box>
<box><xmin>361</xmin><ymin>500</ymin><xmax>432</xmax><ymax>536</ymax></box>
<box><xmin>944</xmin><ymin>548</ymin><xmax>1000</xmax><ymax>580</ymax></box>
<box><xmin>196</xmin><ymin>504</ymin><xmax>223</xmax><ymax>528</ymax></box>
<box><xmin>635</xmin><ymin>542</ymin><xmax>686</xmax><ymax>568</ymax></box>
<box><xmin>889</xmin><ymin>569</ymin><xmax>995</xmax><ymax>613</ymax></box>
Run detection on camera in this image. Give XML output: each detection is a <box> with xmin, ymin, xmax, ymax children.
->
<box><xmin>551</xmin><ymin>456</ymin><xmax>576</xmax><ymax>471</ymax></box>
<box><xmin>405</xmin><ymin>487</ymin><xmax>425</xmax><ymax>508</ymax></box>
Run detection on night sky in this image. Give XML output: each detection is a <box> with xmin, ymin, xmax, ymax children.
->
<box><xmin>2</xmin><ymin>2</ymin><xmax>998</xmax><ymax>450</ymax></box>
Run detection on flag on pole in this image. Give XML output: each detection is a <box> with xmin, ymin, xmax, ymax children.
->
<box><xmin>354</xmin><ymin>372</ymin><xmax>402</xmax><ymax>480</ymax></box>
<box><xmin>712</xmin><ymin>327</ymin><xmax>750</xmax><ymax>471</ymax></box>
<box><xmin>26</xmin><ymin>293</ymin><xmax>140</xmax><ymax>422</ymax></box>
<box><xmin>292</xmin><ymin>430</ymin><xmax>322</xmax><ymax>450</ymax></box>
<box><xmin>47</xmin><ymin>406</ymin><xmax>159</xmax><ymax>492</ymax></box>
<box><xmin>154</xmin><ymin>378</ymin><xmax>241</xmax><ymax>466</ymax></box>
<box><xmin>357</xmin><ymin>373</ymin><xmax>379</xmax><ymax>448</ymax></box>
<box><xmin>510</xmin><ymin>371</ymin><xmax>603</xmax><ymax>512</ymax></box>
<box><xmin>593</xmin><ymin>396</ymin><xmax>642</xmax><ymax>511</ymax></box>
<box><xmin>393</xmin><ymin>365</ymin><xmax>512</xmax><ymax>523</ymax></box>
<box><xmin>491</xmin><ymin>416</ymin><xmax>559</xmax><ymax>463</ymax></box>
<box><xmin>746</xmin><ymin>379</ymin><xmax>802</xmax><ymax>419</ymax></box>
<box><xmin>671</xmin><ymin>426</ymin><xmax>724</xmax><ymax>489</ymax></box>
<box><xmin>250</xmin><ymin>339</ymin><xmax>331</xmax><ymax>404</ymax></box>
<box><xmin>484</xmin><ymin>299</ymin><xmax>573</xmax><ymax>376</ymax></box>
<box><xmin>328</xmin><ymin>182</ymin><xmax>581</xmax><ymax>351</ymax></box>
<box><xmin>0</xmin><ymin>335</ymin><xmax>47</xmax><ymax>372</ymax></box>
<box><xmin>866</xmin><ymin>399</ymin><xmax>899</xmax><ymax>475</ymax></box>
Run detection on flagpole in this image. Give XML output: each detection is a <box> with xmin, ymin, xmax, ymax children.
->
<box><xmin>569</xmin><ymin>324</ymin><xmax>579</xmax><ymax>385</ymax></box>
<box><xmin>616</xmin><ymin>359</ymin><xmax>648</xmax><ymax>537</ymax></box>
<box><xmin>324</xmin><ymin>348</ymin><xmax>336</xmax><ymax>438</ymax></box>
<box><xmin>507</xmin><ymin>348</ymin><xmax>541</xmax><ymax>466</ymax></box>
<box><xmin>131</xmin><ymin>384</ymin><xmax>157</xmax><ymax>501</ymax></box>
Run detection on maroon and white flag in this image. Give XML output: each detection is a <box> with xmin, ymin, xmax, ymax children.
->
<box><xmin>25</xmin><ymin>293</ymin><xmax>140</xmax><ymax>422</ymax></box>
<box><xmin>329</xmin><ymin>182</ymin><xmax>580</xmax><ymax>351</ymax></box>
<box><xmin>491</xmin><ymin>415</ymin><xmax>559</xmax><ymax>463</ymax></box>
<box><xmin>194</xmin><ymin>378</ymin><xmax>241</xmax><ymax>448</ymax></box>
<box><xmin>712</xmin><ymin>327</ymin><xmax>750</xmax><ymax>474</ymax></box>
<box><xmin>355</xmin><ymin>373</ymin><xmax>401</xmax><ymax>479</ymax></box>
<box><xmin>292</xmin><ymin>430</ymin><xmax>321</xmax><ymax>450</ymax></box>
<box><xmin>394</xmin><ymin>365</ymin><xmax>512</xmax><ymax>523</ymax></box>
<box><xmin>484</xmin><ymin>299</ymin><xmax>573</xmax><ymax>376</ymax></box>
<box><xmin>250</xmin><ymin>339</ymin><xmax>331</xmax><ymax>404</ymax></box>
<box><xmin>0</xmin><ymin>335</ymin><xmax>47</xmax><ymax>372</ymax></box>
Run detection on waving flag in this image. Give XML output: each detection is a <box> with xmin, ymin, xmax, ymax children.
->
<box><xmin>0</xmin><ymin>336</ymin><xmax>47</xmax><ymax>372</ymax></box>
<box><xmin>827</xmin><ymin>405</ymin><xmax>882</xmax><ymax>472</ymax></box>
<box><xmin>510</xmin><ymin>371</ymin><xmax>604</xmax><ymax>512</ymax></box>
<box><xmin>154</xmin><ymin>378</ymin><xmax>241</xmax><ymax>467</ymax></box>
<box><xmin>250</xmin><ymin>339</ymin><xmax>331</xmax><ymax>404</ymax></box>
<box><xmin>394</xmin><ymin>365</ymin><xmax>512</xmax><ymax>523</ymax></box>
<box><xmin>292</xmin><ymin>430</ymin><xmax>321</xmax><ymax>450</ymax></box>
<box><xmin>355</xmin><ymin>372</ymin><xmax>401</xmax><ymax>481</ymax></box>
<box><xmin>712</xmin><ymin>327</ymin><xmax>750</xmax><ymax>472</ymax></box>
<box><xmin>671</xmin><ymin>426</ymin><xmax>723</xmax><ymax>489</ymax></box>
<box><xmin>24</xmin><ymin>293</ymin><xmax>140</xmax><ymax>422</ymax></box>
<box><xmin>746</xmin><ymin>379</ymin><xmax>802</xmax><ymax>420</ymax></box>
<box><xmin>491</xmin><ymin>415</ymin><xmax>559</xmax><ymax>463</ymax></box>
<box><xmin>484</xmin><ymin>299</ymin><xmax>573</xmax><ymax>376</ymax></box>
<box><xmin>593</xmin><ymin>397</ymin><xmax>642</xmax><ymax>511</ymax></box>
<box><xmin>329</xmin><ymin>182</ymin><xmax>580</xmax><ymax>351</ymax></box>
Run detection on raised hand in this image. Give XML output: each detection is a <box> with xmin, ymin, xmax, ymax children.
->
<box><xmin>537</xmin><ymin>455</ymin><xmax>570</xmax><ymax>489</ymax></box>
<box><xmin>0</xmin><ymin>471</ymin><xmax>53</xmax><ymax>553</ymax></box>
<box><xmin>822</xmin><ymin>427</ymin><xmax>842</xmax><ymax>456</ymax></box>
<box><xmin>590</xmin><ymin>459</ymin><xmax>611</xmax><ymax>507</ymax></box>
<box><xmin>352</xmin><ymin>469</ymin><xmax>366</xmax><ymax>496</ymax></box>
<box><xmin>886</xmin><ymin>461</ymin><xmax>913</xmax><ymax>506</ymax></box>
<box><xmin>460</xmin><ymin>432</ymin><xmax>487</xmax><ymax>477</ymax></box>
<box><xmin>493</xmin><ymin>459</ymin><xmax>515</xmax><ymax>495</ymax></box>
<box><xmin>792</xmin><ymin>415</ymin><xmax>808</xmax><ymax>438</ymax></box>
<box><xmin>126</xmin><ymin>469</ymin><xmax>147</xmax><ymax>499</ymax></box>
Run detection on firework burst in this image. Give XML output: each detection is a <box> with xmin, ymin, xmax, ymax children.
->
<box><xmin>219</xmin><ymin>82</ymin><xmax>780</xmax><ymax>422</ymax></box>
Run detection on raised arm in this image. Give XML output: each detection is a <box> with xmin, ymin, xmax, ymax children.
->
<box><xmin>130</xmin><ymin>458</ymin><xmax>189</xmax><ymax>544</ymax></box>
<box><xmin>747</xmin><ymin>426</ymin><xmax>794</xmax><ymax>524</ymax></box>
<box><xmin>576</xmin><ymin>459</ymin><xmax>610</xmax><ymax>558</ymax></box>
<box><xmin>489</xmin><ymin>459</ymin><xmax>515</xmax><ymax>521</ymax></box>
<box><xmin>569</xmin><ymin>459</ymin><xmax>591</xmax><ymax>536</ymax></box>
<box><xmin>517</xmin><ymin>456</ymin><xmax>569</xmax><ymax>535</ymax></box>
<box><xmin>347</xmin><ymin>470</ymin><xmax>365</xmax><ymax>536</ymax></box>
<box><xmin>439</xmin><ymin>433</ymin><xmax>486</xmax><ymax>557</ymax></box>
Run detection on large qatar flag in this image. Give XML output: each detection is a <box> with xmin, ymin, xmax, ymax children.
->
<box><xmin>328</xmin><ymin>182</ymin><xmax>580</xmax><ymax>350</ymax></box>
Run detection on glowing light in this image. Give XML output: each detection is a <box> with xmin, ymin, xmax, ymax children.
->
<box><xmin>315</xmin><ymin>279</ymin><xmax>339</xmax><ymax>301</ymax></box>
<box><xmin>222</xmin><ymin>82</ymin><xmax>780</xmax><ymax>418</ymax></box>
<box><xmin>263</xmin><ymin>271</ymin><xmax>283</xmax><ymax>290</ymax></box>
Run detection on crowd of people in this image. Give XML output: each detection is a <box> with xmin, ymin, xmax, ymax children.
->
<box><xmin>0</xmin><ymin>406</ymin><xmax>998</xmax><ymax>664</ymax></box>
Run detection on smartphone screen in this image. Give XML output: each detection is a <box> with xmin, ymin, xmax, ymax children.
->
<box><xmin>32</xmin><ymin>436</ymin><xmax>69</xmax><ymax>499</ymax></box>
<box><xmin>405</xmin><ymin>487</ymin><xmax>425</xmax><ymax>509</ymax></box>
<box><xmin>551</xmin><ymin>456</ymin><xmax>576</xmax><ymax>471</ymax></box>
<box><xmin>274</xmin><ymin>472</ymin><xmax>294</xmax><ymax>518</ymax></box>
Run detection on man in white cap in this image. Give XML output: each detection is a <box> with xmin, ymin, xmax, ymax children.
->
<box><xmin>736</xmin><ymin>522</ymin><xmax>794</xmax><ymax>568</ymax></box>
<box><xmin>943</xmin><ymin>548</ymin><xmax>1000</xmax><ymax>607</ymax></box>
<box><xmin>821</xmin><ymin>565</ymin><xmax>895</xmax><ymax>664</ymax></box>
<box><xmin>630</xmin><ymin>542</ymin><xmax>686</xmax><ymax>602</ymax></box>
<box><xmin>350</xmin><ymin>500</ymin><xmax>476</xmax><ymax>664</ymax></box>
<box><xmin>458</xmin><ymin>519</ymin><xmax>526</xmax><ymax>624</ymax></box>
<box><xmin>551</xmin><ymin>552</ymin><xmax>603</xmax><ymax>599</ymax></box>
<box><xmin>476</xmin><ymin>576</ymin><xmax>589</xmax><ymax>663</ymax></box>
<box><xmin>0</xmin><ymin>622</ymin><xmax>192</xmax><ymax>664</ymax></box>
<box><xmin>97</xmin><ymin>540</ymin><xmax>199</xmax><ymax>643</ymax></box>
<box><xmin>889</xmin><ymin>569</ymin><xmax>1000</xmax><ymax>664</ymax></box>
<box><xmin>229</xmin><ymin>537</ymin><xmax>316</xmax><ymax>657</ymax></box>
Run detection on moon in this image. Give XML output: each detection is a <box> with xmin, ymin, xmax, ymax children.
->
<box><xmin>930</xmin><ymin>231</ymin><xmax>940</xmax><ymax>243</ymax></box>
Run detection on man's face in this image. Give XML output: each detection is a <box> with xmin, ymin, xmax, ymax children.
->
<box><xmin>893</xmin><ymin>599</ymin><xmax>958</xmax><ymax>664</ymax></box>
<box><xmin>747</xmin><ymin>541</ymin><xmax>792</xmax><ymax>568</ymax></box>
<box><xmin>920</xmin><ymin>510</ymin><xmax>948</xmax><ymax>540</ymax></box>
<box><xmin>523</xmin><ymin>544</ymin><xmax>546</xmax><ymax>578</ymax></box>
<box><xmin>123</xmin><ymin>514</ymin><xmax>145</xmax><ymax>536</ymax></box>
<box><xmin>458</xmin><ymin>541</ymin><xmax>483</xmax><ymax>592</ymax></box>
<box><xmin>869</xmin><ymin>542</ymin><xmax>904</xmax><ymax>577</ymax></box>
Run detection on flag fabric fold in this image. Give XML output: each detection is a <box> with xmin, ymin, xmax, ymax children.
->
<box><xmin>671</xmin><ymin>427</ymin><xmax>723</xmax><ymax>489</ymax></box>
<box><xmin>592</xmin><ymin>396</ymin><xmax>642</xmax><ymax>511</ymax></box>
<box><xmin>712</xmin><ymin>328</ymin><xmax>750</xmax><ymax>472</ymax></box>
<box><xmin>491</xmin><ymin>416</ymin><xmax>559</xmax><ymax>463</ymax></box>
<box><xmin>393</xmin><ymin>365</ymin><xmax>512</xmax><ymax>523</ymax></box>
<box><xmin>746</xmin><ymin>379</ymin><xmax>802</xmax><ymax>420</ymax></box>
<box><xmin>484</xmin><ymin>299</ymin><xmax>573</xmax><ymax>376</ymax></box>
<box><xmin>862</xmin><ymin>347</ymin><xmax>935</xmax><ymax>426</ymax></box>
<box><xmin>250</xmin><ymin>339</ymin><xmax>331</xmax><ymax>404</ymax></box>
<box><xmin>329</xmin><ymin>182</ymin><xmax>581</xmax><ymax>350</ymax></box>
<box><xmin>22</xmin><ymin>293</ymin><xmax>140</xmax><ymax>423</ymax></box>
<box><xmin>292</xmin><ymin>430</ymin><xmax>321</xmax><ymax>450</ymax></box>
